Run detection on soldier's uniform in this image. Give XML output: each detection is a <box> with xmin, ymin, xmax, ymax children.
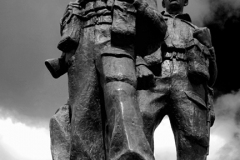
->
<box><xmin>137</xmin><ymin>11</ymin><xmax>217</xmax><ymax>160</ymax></box>
<box><xmin>47</xmin><ymin>0</ymin><xmax>167</xmax><ymax>160</ymax></box>
<box><xmin>49</xmin><ymin>2</ymin><xmax>108</xmax><ymax>160</ymax></box>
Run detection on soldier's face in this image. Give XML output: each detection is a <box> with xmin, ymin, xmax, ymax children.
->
<box><xmin>163</xmin><ymin>0</ymin><xmax>187</xmax><ymax>15</ymax></box>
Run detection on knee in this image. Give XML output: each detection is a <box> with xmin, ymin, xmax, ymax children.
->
<box><xmin>99</xmin><ymin>56</ymin><xmax>137</xmax><ymax>88</ymax></box>
<box><xmin>104</xmin><ymin>81</ymin><xmax>136</xmax><ymax>99</ymax></box>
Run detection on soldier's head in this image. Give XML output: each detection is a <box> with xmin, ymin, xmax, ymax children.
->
<box><xmin>162</xmin><ymin>0</ymin><xmax>188</xmax><ymax>15</ymax></box>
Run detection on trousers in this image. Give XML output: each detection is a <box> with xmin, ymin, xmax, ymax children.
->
<box><xmin>94</xmin><ymin>22</ymin><xmax>154</xmax><ymax>159</ymax></box>
<box><xmin>138</xmin><ymin>58</ymin><xmax>209</xmax><ymax>160</ymax></box>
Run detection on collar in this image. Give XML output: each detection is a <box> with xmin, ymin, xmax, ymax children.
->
<box><xmin>161</xmin><ymin>11</ymin><xmax>192</xmax><ymax>22</ymax></box>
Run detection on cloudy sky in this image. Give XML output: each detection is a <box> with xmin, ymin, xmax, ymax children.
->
<box><xmin>0</xmin><ymin>0</ymin><xmax>240</xmax><ymax>160</ymax></box>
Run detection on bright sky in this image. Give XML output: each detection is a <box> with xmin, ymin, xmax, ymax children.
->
<box><xmin>1</xmin><ymin>91</ymin><xmax>240</xmax><ymax>160</ymax></box>
<box><xmin>0</xmin><ymin>117</ymin><xmax>51</xmax><ymax>160</ymax></box>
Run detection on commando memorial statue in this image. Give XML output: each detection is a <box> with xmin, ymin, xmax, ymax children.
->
<box><xmin>136</xmin><ymin>0</ymin><xmax>217</xmax><ymax>159</ymax></box>
<box><xmin>45</xmin><ymin>0</ymin><xmax>217</xmax><ymax>159</ymax></box>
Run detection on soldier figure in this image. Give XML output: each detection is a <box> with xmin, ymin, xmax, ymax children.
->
<box><xmin>46</xmin><ymin>0</ymin><xmax>167</xmax><ymax>160</ymax></box>
<box><xmin>136</xmin><ymin>0</ymin><xmax>217</xmax><ymax>159</ymax></box>
<box><xmin>46</xmin><ymin>2</ymin><xmax>107</xmax><ymax>160</ymax></box>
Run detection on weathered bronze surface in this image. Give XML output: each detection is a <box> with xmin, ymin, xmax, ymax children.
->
<box><xmin>136</xmin><ymin>0</ymin><xmax>217</xmax><ymax>159</ymax></box>
<box><xmin>46</xmin><ymin>0</ymin><xmax>217</xmax><ymax>159</ymax></box>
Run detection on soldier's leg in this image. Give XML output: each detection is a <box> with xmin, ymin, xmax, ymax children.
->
<box><xmin>169</xmin><ymin>90</ymin><xmax>209</xmax><ymax>160</ymax></box>
<box><xmin>50</xmin><ymin>104</ymin><xmax>71</xmax><ymax>160</ymax></box>
<box><xmin>137</xmin><ymin>77</ymin><xmax>169</xmax><ymax>151</ymax></box>
<box><xmin>69</xmin><ymin>25</ymin><xmax>105</xmax><ymax>160</ymax></box>
<box><xmin>98</xmin><ymin>55</ymin><xmax>154</xmax><ymax>160</ymax></box>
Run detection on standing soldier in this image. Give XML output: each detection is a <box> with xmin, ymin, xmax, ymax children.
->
<box><xmin>98</xmin><ymin>0</ymin><xmax>167</xmax><ymax>159</ymax></box>
<box><xmin>45</xmin><ymin>0</ymin><xmax>167</xmax><ymax>160</ymax></box>
<box><xmin>136</xmin><ymin>0</ymin><xmax>217</xmax><ymax>159</ymax></box>
<box><xmin>46</xmin><ymin>2</ymin><xmax>107</xmax><ymax>160</ymax></box>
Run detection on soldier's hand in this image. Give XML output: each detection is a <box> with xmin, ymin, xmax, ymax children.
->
<box><xmin>193</xmin><ymin>27</ymin><xmax>212</xmax><ymax>48</ymax></box>
<box><xmin>136</xmin><ymin>65</ymin><xmax>154</xmax><ymax>88</ymax></box>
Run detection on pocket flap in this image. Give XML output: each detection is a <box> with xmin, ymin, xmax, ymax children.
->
<box><xmin>184</xmin><ymin>91</ymin><xmax>207</xmax><ymax>109</ymax></box>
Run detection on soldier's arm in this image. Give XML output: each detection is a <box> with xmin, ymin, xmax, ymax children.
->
<box><xmin>133</xmin><ymin>0</ymin><xmax>167</xmax><ymax>40</ymax></box>
<box><xmin>45</xmin><ymin>1</ymin><xmax>81</xmax><ymax>78</ymax></box>
<box><xmin>58</xmin><ymin>1</ymin><xmax>81</xmax><ymax>52</ymax></box>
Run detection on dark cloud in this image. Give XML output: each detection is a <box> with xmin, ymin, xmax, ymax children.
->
<box><xmin>209</xmin><ymin>14</ymin><xmax>240</xmax><ymax>93</ymax></box>
<box><xmin>203</xmin><ymin>0</ymin><xmax>240</xmax><ymax>93</ymax></box>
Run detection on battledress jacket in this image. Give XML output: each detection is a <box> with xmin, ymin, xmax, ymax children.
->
<box><xmin>136</xmin><ymin>11</ymin><xmax>217</xmax><ymax>87</ymax></box>
<box><xmin>57</xmin><ymin>0</ymin><xmax>167</xmax><ymax>60</ymax></box>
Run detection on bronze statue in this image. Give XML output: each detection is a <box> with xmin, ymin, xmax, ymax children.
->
<box><xmin>46</xmin><ymin>0</ymin><xmax>217</xmax><ymax>159</ymax></box>
<box><xmin>136</xmin><ymin>0</ymin><xmax>217</xmax><ymax>159</ymax></box>
<box><xmin>47</xmin><ymin>2</ymin><xmax>106</xmax><ymax>160</ymax></box>
<box><xmin>46</xmin><ymin>0</ymin><xmax>167</xmax><ymax>159</ymax></box>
